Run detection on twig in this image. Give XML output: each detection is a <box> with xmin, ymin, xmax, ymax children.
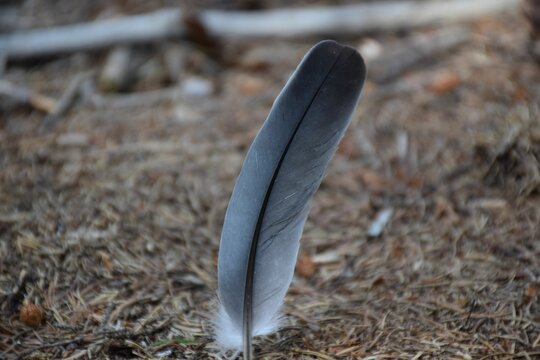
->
<box><xmin>39</xmin><ymin>71</ymin><xmax>94</xmax><ymax>133</ymax></box>
<box><xmin>97</xmin><ymin>302</ymin><xmax>115</xmax><ymax>331</ymax></box>
<box><xmin>0</xmin><ymin>80</ymin><xmax>57</xmax><ymax>113</ymax></box>
<box><xmin>63</xmin><ymin>350</ymin><xmax>88</xmax><ymax>360</ymax></box>
<box><xmin>108</xmin><ymin>296</ymin><xmax>156</xmax><ymax>323</ymax></box>
<box><xmin>51</xmin><ymin>72</ymin><xmax>92</xmax><ymax>115</ymax></box>
<box><xmin>0</xmin><ymin>0</ymin><xmax>518</xmax><ymax>59</ymax></box>
<box><xmin>15</xmin><ymin>336</ymin><xmax>85</xmax><ymax>360</ymax></box>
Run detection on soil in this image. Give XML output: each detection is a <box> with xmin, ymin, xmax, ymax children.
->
<box><xmin>1</xmin><ymin>1</ymin><xmax>540</xmax><ymax>359</ymax></box>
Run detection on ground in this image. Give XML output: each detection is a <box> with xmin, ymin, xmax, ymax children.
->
<box><xmin>1</xmin><ymin>2</ymin><xmax>540</xmax><ymax>359</ymax></box>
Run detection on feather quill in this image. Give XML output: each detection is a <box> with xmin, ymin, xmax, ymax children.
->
<box><xmin>216</xmin><ymin>40</ymin><xmax>366</xmax><ymax>358</ymax></box>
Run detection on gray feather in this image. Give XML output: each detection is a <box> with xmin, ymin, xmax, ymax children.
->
<box><xmin>216</xmin><ymin>40</ymin><xmax>366</xmax><ymax>354</ymax></box>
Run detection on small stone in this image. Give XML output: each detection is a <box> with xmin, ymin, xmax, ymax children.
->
<box><xmin>180</xmin><ymin>77</ymin><xmax>213</xmax><ymax>97</ymax></box>
<box><xmin>358</xmin><ymin>38</ymin><xmax>383</xmax><ymax>61</ymax></box>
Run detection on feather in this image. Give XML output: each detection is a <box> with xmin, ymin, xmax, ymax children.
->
<box><xmin>216</xmin><ymin>40</ymin><xmax>366</xmax><ymax>358</ymax></box>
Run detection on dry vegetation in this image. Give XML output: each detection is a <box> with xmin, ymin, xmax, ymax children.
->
<box><xmin>1</xmin><ymin>1</ymin><xmax>540</xmax><ymax>359</ymax></box>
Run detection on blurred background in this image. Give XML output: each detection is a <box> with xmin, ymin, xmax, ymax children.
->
<box><xmin>1</xmin><ymin>0</ymin><xmax>540</xmax><ymax>359</ymax></box>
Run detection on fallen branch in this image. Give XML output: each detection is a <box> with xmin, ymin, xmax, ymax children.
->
<box><xmin>368</xmin><ymin>26</ymin><xmax>471</xmax><ymax>83</ymax></box>
<box><xmin>0</xmin><ymin>80</ymin><xmax>57</xmax><ymax>113</ymax></box>
<box><xmin>0</xmin><ymin>8</ymin><xmax>184</xmax><ymax>60</ymax></box>
<box><xmin>0</xmin><ymin>0</ymin><xmax>519</xmax><ymax>59</ymax></box>
<box><xmin>201</xmin><ymin>0</ymin><xmax>518</xmax><ymax>37</ymax></box>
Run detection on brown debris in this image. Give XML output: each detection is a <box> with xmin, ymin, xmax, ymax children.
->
<box><xmin>296</xmin><ymin>255</ymin><xmax>316</xmax><ymax>279</ymax></box>
<box><xmin>523</xmin><ymin>283</ymin><xmax>540</xmax><ymax>304</ymax></box>
<box><xmin>428</xmin><ymin>70</ymin><xmax>461</xmax><ymax>94</ymax></box>
<box><xmin>20</xmin><ymin>303</ymin><xmax>44</xmax><ymax>328</ymax></box>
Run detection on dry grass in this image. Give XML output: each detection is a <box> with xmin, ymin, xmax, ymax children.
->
<box><xmin>1</xmin><ymin>6</ymin><xmax>540</xmax><ymax>360</ymax></box>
